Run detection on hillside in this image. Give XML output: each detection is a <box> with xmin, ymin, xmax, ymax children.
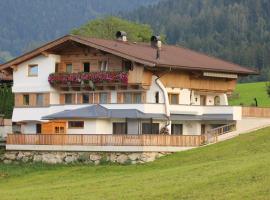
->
<box><xmin>1</xmin><ymin>127</ymin><xmax>270</xmax><ymax>199</ymax></box>
<box><xmin>229</xmin><ymin>82</ymin><xmax>270</xmax><ymax>107</ymax></box>
<box><xmin>0</xmin><ymin>0</ymin><xmax>158</xmax><ymax>61</ymax></box>
<box><xmin>126</xmin><ymin>0</ymin><xmax>270</xmax><ymax>82</ymax></box>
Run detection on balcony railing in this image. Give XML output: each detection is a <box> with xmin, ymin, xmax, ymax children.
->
<box><xmin>7</xmin><ymin>134</ymin><xmax>205</xmax><ymax>147</ymax></box>
<box><xmin>48</xmin><ymin>72</ymin><xmax>128</xmax><ymax>87</ymax></box>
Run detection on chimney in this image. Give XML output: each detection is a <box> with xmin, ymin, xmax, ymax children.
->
<box><xmin>151</xmin><ymin>35</ymin><xmax>162</xmax><ymax>49</ymax></box>
<box><xmin>151</xmin><ymin>35</ymin><xmax>162</xmax><ymax>59</ymax></box>
<box><xmin>116</xmin><ymin>31</ymin><xmax>127</xmax><ymax>42</ymax></box>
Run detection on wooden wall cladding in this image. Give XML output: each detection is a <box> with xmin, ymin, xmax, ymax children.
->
<box><xmin>159</xmin><ymin>71</ymin><xmax>237</xmax><ymax>92</ymax></box>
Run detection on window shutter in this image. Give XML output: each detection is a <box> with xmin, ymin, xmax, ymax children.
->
<box><xmin>117</xmin><ymin>92</ymin><xmax>123</xmax><ymax>103</ymax></box>
<box><xmin>107</xmin><ymin>92</ymin><xmax>111</xmax><ymax>103</ymax></box>
<box><xmin>15</xmin><ymin>94</ymin><xmax>23</xmax><ymax>107</ymax></box>
<box><xmin>44</xmin><ymin>93</ymin><xmax>50</xmax><ymax>106</ymax></box>
<box><xmin>77</xmin><ymin>93</ymin><xmax>82</xmax><ymax>104</ymax></box>
<box><xmin>30</xmin><ymin>94</ymin><xmax>36</xmax><ymax>106</ymax></box>
<box><xmin>60</xmin><ymin>94</ymin><xmax>65</xmax><ymax>104</ymax></box>
<box><xmin>89</xmin><ymin>93</ymin><xmax>94</xmax><ymax>104</ymax></box>
<box><xmin>59</xmin><ymin>62</ymin><xmax>65</xmax><ymax>73</ymax></box>
<box><xmin>72</xmin><ymin>94</ymin><xmax>76</xmax><ymax>104</ymax></box>
<box><xmin>142</xmin><ymin>92</ymin><xmax>146</xmax><ymax>103</ymax></box>
<box><xmin>94</xmin><ymin>93</ymin><xmax>99</xmax><ymax>104</ymax></box>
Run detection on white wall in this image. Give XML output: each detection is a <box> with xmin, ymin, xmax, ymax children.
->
<box><xmin>146</xmin><ymin>76</ymin><xmax>165</xmax><ymax>104</ymax></box>
<box><xmin>13</xmin><ymin>54</ymin><xmax>60</xmax><ymax>93</ymax></box>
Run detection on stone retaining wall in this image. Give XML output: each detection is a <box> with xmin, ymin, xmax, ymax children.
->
<box><xmin>0</xmin><ymin>151</ymin><xmax>172</xmax><ymax>165</ymax></box>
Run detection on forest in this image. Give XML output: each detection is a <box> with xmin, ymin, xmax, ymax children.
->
<box><xmin>126</xmin><ymin>0</ymin><xmax>270</xmax><ymax>82</ymax></box>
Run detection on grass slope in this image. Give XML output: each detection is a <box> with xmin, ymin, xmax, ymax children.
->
<box><xmin>229</xmin><ymin>81</ymin><xmax>270</xmax><ymax>107</ymax></box>
<box><xmin>1</xmin><ymin>128</ymin><xmax>270</xmax><ymax>200</ymax></box>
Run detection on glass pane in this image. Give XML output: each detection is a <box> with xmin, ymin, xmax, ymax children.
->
<box><xmin>29</xmin><ymin>65</ymin><xmax>38</xmax><ymax>76</ymax></box>
<box><xmin>23</xmin><ymin>95</ymin><xmax>29</xmax><ymax>105</ymax></box>
<box><xmin>65</xmin><ymin>94</ymin><xmax>72</xmax><ymax>104</ymax></box>
<box><xmin>133</xmin><ymin>93</ymin><xmax>142</xmax><ymax>103</ymax></box>
<box><xmin>124</xmin><ymin>93</ymin><xmax>132</xmax><ymax>103</ymax></box>
<box><xmin>100</xmin><ymin>93</ymin><xmax>108</xmax><ymax>104</ymax></box>
<box><xmin>84</xmin><ymin>62</ymin><xmax>90</xmax><ymax>72</ymax></box>
<box><xmin>171</xmin><ymin>124</ymin><xmax>183</xmax><ymax>135</ymax></box>
<box><xmin>66</xmin><ymin>64</ymin><xmax>72</xmax><ymax>73</ymax></box>
<box><xmin>82</xmin><ymin>93</ymin><xmax>89</xmax><ymax>104</ymax></box>
<box><xmin>36</xmin><ymin>94</ymin><xmax>43</xmax><ymax>106</ymax></box>
<box><xmin>171</xmin><ymin>94</ymin><xmax>178</xmax><ymax>104</ymax></box>
<box><xmin>68</xmin><ymin>121</ymin><xmax>84</xmax><ymax>128</ymax></box>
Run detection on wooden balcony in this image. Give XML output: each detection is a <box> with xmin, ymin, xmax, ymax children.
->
<box><xmin>7</xmin><ymin>134</ymin><xmax>205</xmax><ymax>147</ymax></box>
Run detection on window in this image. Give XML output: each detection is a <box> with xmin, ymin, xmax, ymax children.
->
<box><xmin>66</xmin><ymin>63</ymin><xmax>72</xmax><ymax>73</ymax></box>
<box><xmin>124</xmin><ymin>93</ymin><xmax>132</xmax><ymax>103</ymax></box>
<box><xmin>122</xmin><ymin>60</ymin><xmax>133</xmax><ymax>71</ymax></box>
<box><xmin>142</xmin><ymin>123</ymin><xmax>159</xmax><ymax>134</ymax></box>
<box><xmin>36</xmin><ymin>124</ymin><xmax>42</xmax><ymax>134</ymax></box>
<box><xmin>200</xmin><ymin>95</ymin><xmax>206</xmax><ymax>106</ymax></box>
<box><xmin>28</xmin><ymin>65</ymin><xmax>38</xmax><ymax>76</ymax></box>
<box><xmin>23</xmin><ymin>94</ymin><xmax>29</xmax><ymax>106</ymax></box>
<box><xmin>99</xmin><ymin>60</ymin><xmax>108</xmax><ymax>71</ymax></box>
<box><xmin>83</xmin><ymin>62</ymin><xmax>90</xmax><ymax>72</ymax></box>
<box><xmin>55</xmin><ymin>63</ymin><xmax>59</xmax><ymax>73</ymax></box>
<box><xmin>214</xmin><ymin>96</ymin><xmax>220</xmax><ymax>106</ymax></box>
<box><xmin>36</xmin><ymin>94</ymin><xmax>44</xmax><ymax>106</ymax></box>
<box><xmin>155</xmin><ymin>92</ymin><xmax>159</xmax><ymax>103</ymax></box>
<box><xmin>82</xmin><ymin>93</ymin><xmax>89</xmax><ymax>104</ymax></box>
<box><xmin>68</xmin><ymin>121</ymin><xmax>84</xmax><ymax>129</ymax></box>
<box><xmin>65</xmin><ymin>94</ymin><xmax>72</xmax><ymax>104</ymax></box>
<box><xmin>133</xmin><ymin>93</ymin><xmax>142</xmax><ymax>103</ymax></box>
<box><xmin>168</xmin><ymin>93</ymin><xmax>179</xmax><ymax>104</ymax></box>
<box><xmin>171</xmin><ymin>124</ymin><xmax>183</xmax><ymax>135</ymax></box>
<box><xmin>54</xmin><ymin>126</ymin><xmax>65</xmax><ymax>134</ymax></box>
<box><xmin>99</xmin><ymin>93</ymin><xmax>108</xmax><ymax>104</ymax></box>
<box><xmin>113</xmin><ymin>123</ymin><xmax>126</xmax><ymax>135</ymax></box>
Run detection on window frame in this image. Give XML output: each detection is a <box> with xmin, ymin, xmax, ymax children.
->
<box><xmin>99</xmin><ymin>93</ymin><xmax>108</xmax><ymax>104</ymax></box>
<box><xmin>65</xmin><ymin>94</ymin><xmax>73</xmax><ymax>104</ymax></box>
<box><xmin>68</xmin><ymin>121</ymin><xmax>84</xmax><ymax>129</ymax></box>
<box><xmin>66</xmin><ymin>63</ymin><xmax>73</xmax><ymax>73</ymax></box>
<box><xmin>99</xmin><ymin>60</ymin><xmax>108</xmax><ymax>71</ymax></box>
<box><xmin>83</xmin><ymin>62</ymin><xmax>90</xmax><ymax>73</ymax></box>
<box><xmin>82</xmin><ymin>93</ymin><xmax>90</xmax><ymax>104</ymax></box>
<box><xmin>171</xmin><ymin>124</ymin><xmax>183</xmax><ymax>135</ymax></box>
<box><xmin>28</xmin><ymin>64</ymin><xmax>38</xmax><ymax>77</ymax></box>
<box><xmin>36</xmin><ymin>93</ymin><xmax>44</xmax><ymax>106</ymax></box>
<box><xmin>23</xmin><ymin>94</ymin><xmax>30</xmax><ymax>106</ymax></box>
<box><xmin>168</xmin><ymin>93</ymin><xmax>179</xmax><ymax>105</ymax></box>
<box><xmin>142</xmin><ymin>123</ymin><xmax>160</xmax><ymax>134</ymax></box>
<box><xmin>112</xmin><ymin>122</ymin><xmax>127</xmax><ymax>135</ymax></box>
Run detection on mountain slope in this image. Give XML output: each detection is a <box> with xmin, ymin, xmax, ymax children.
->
<box><xmin>126</xmin><ymin>0</ymin><xmax>270</xmax><ymax>81</ymax></box>
<box><xmin>0</xmin><ymin>0</ymin><xmax>158</xmax><ymax>59</ymax></box>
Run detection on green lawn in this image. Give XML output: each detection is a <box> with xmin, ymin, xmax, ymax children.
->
<box><xmin>229</xmin><ymin>81</ymin><xmax>270</xmax><ymax>107</ymax></box>
<box><xmin>1</xmin><ymin>128</ymin><xmax>270</xmax><ymax>200</ymax></box>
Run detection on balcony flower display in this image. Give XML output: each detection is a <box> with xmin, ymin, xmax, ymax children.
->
<box><xmin>48</xmin><ymin>71</ymin><xmax>128</xmax><ymax>85</ymax></box>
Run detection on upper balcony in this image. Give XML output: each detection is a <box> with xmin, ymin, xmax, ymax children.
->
<box><xmin>48</xmin><ymin>68</ymin><xmax>152</xmax><ymax>91</ymax></box>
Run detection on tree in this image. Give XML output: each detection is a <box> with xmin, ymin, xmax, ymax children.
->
<box><xmin>71</xmin><ymin>16</ymin><xmax>154</xmax><ymax>42</ymax></box>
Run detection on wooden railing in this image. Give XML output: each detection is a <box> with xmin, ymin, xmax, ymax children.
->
<box><xmin>242</xmin><ymin>107</ymin><xmax>270</xmax><ymax>118</ymax></box>
<box><xmin>7</xmin><ymin>134</ymin><xmax>205</xmax><ymax>147</ymax></box>
<box><xmin>205</xmin><ymin>123</ymin><xmax>236</xmax><ymax>143</ymax></box>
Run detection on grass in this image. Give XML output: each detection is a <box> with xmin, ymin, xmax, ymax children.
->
<box><xmin>229</xmin><ymin>81</ymin><xmax>270</xmax><ymax>107</ymax></box>
<box><xmin>1</xmin><ymin>128</ymin><xmax>270</xmax><ymax>199</ymax></box>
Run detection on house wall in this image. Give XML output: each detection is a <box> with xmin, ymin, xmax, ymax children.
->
<box><xmin>13</xmin><ymin>54</ymin><xmax>60</xmax><ymax>93</ymax></box>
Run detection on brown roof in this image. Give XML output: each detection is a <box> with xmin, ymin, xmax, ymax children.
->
<box><xmin>0</xmin><ymin>34</ymin><xmax>257</xmax><ymax>75</ymax></box>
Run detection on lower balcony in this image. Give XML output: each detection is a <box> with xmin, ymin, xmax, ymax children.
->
<box><xmin>6</xmin><ymin>134</ymin><xmax>206</xmax><ymax>152</ymax></box>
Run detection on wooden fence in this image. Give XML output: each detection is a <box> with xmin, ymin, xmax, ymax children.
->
<box><xmin>242</xmin><ymin>107</ymin><xmax>270</xmax><ymax>118</ymax></box>
<box><xmin>7</xmin><ymin>134</ymin><xmax>205</xmax><ymax>147</ymax></box>
<box><xmin>205</xmin><ymin>123</ymin><xmax>236</xmax><ymax>143</ymax></box>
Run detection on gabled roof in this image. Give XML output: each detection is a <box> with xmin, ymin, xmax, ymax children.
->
<box><xmin>42</xmin><ymin>104</ymin><xmax>166</xmax><ymax>120</ymax></box>
<box><xmin>0</xmin><ymin>34</ymin><xmax>257</xmax><ymax>75</ymax></box>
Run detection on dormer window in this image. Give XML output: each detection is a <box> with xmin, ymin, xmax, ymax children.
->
<box><xmin>28</xmin><ymin>65</ymin><xmax>38</xmax><ymax>76</ymax></box>
<box><xmin>99</xmin><ymin>61</ymin><xmax>108</xmax><ymax>71</ymax></box>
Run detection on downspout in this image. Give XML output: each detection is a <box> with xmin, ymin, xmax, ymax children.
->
<box><xmin>154</xmin><ymin>70</ymin><xmax>171</xmax><ymax>127</ymax></box>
